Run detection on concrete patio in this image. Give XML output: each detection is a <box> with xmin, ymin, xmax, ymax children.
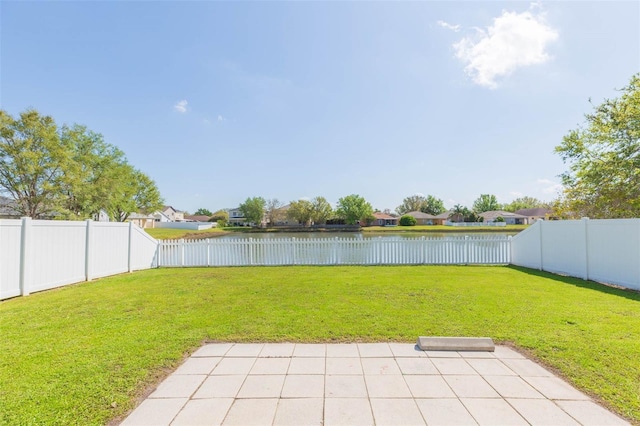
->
<box><xmin>121</xmin><ymin>343</ymin><xmax>629</xmax><ymax>426</ymax></box>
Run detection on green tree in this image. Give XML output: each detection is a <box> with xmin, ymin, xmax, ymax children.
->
<box><xmin>399</xmin><ymin>215</ymin><xmax>417</xmax><ymax>226</ymax></box>
<box><xmin>396</xmin><ymin>194</ymin><xmax>446</xmax><ymax>215</ymax></box>
<box><xmin>502</xmin><ymin>196</ymin><xmax>550</xmax><ymax>212</ymax></box>
<box><xmin>555</xmin><ymin>74</ymin><xmax>640</xmax><ymax>218</ymax></box>
<box><xmin>58</xmin><ymin>124</ymin><xmax>129</xmax><ymax>220</ymax></box>
<box><xmin>472</xmin><ymin>194</ymin><xmax>501</xmax><ymax>213</ymax></box>
<box><xmin>210</xmin><ymin>209</ymin><xmax>228</xmax><ymax>226</ymax></box>
<box><xmin>396</xmin><ymin>195</ymin><xmax>426</xmax><ymax>215</ymax></box>
<box><xmin>422</xmin><ymin>195</ymin><xmax>446</xmax><ymax>215</ymax></box>
<box><xmin>449</xmin><ymin>204</ymin><xmax>468</xmax><ymax>222</ymax></box>
<box><xmin>310</xmin><ymin>196</ymin><xmax>333</xmax><ymax>224</ymax></box>
<box><xmin>194</xmin><ymin>208</ymin><xmax>212</xmax><ymax>216</ymax></box>
<box><xmin>336</xmin><ymin>194</ymin><xmax>373</xmax><ymax>225</ymax></box>
<box><xmin>0</xmin><ymin>109</ymin><xmax>70</xmax><ymax>218</ymax></box>
<box><xmin>239</xmin><ymin>197</ymin><xmax>266</xmax><ymax>226</ymax></box>
<box><xmin>105</xmin><ymin>166</ymin><xmax>163</xmax><ymax>222</ymax></box>
<box><xmin>287</xmin><ymin>199</ymin><xmax>314</xmax><ymax>226</ymax></box>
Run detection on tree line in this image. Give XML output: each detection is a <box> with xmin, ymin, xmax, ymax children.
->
<box><xmin>0</xmin><ymin>109</ymin><xmax>163</xmax><ymax>220</ymax></box>
<box><xmin>192</xmin><ymin>193</ymin><xmax>552</xmax><ymax>228</ymax></box>
<box><xmin>236</xmin><ymin>194</ymin><xmax>375</xmax><ymax>227</ymax></box>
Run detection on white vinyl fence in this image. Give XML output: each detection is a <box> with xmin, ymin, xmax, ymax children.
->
<box><xmin>511</xmin><ymin>218</ymin><xmax>640</xmax><ymax>291</ymax></box>
<box><xmin>158</xmin><ymin>236</ymin><xmax>512</xmax><ymax>267</ymax></box>
<box><xmin>0</xmin><ymin>218</ymin><xmax>158</xmax><ymax>300</ymax></box>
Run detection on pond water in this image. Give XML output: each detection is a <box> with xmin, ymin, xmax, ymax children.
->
<box><xmin>219</xmin><ymin>231</ymin><xmax>518</xmax><ymax>240</ymax></box>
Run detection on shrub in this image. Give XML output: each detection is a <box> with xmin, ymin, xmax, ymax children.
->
<box><xmin>495</xmin><ymin>216</ymin><xmax>505</xmax><ymax>223</ymax></box>
<box><xmin>399</xmin><ymin>215</ymin><xmax>417</xmax><ymax>226</ymax></box>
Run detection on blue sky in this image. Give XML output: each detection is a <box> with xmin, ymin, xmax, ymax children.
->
<box><xmin>2</xmin><ymin>1</ymin><xmax>638</xmax><ymax>213</ymax></box>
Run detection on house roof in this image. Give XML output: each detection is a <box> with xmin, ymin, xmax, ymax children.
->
<box><xmin>184</xmin><ymin>215</ymin><xmax>211</xmax><ymax>222</ymax></box>
<box><xmin>373</xmin><ymin>212</ymin><xmax>397</xmax><ymax>220</ymax></box>
<box><xmin>516</xmin><ymin>208</ymin><xmax>552</xmax><ymax>217</ymax></box>
<box><xmin>404</xmin><ymin>211</ymin><xmax>436</xmax><ymax>219</ymax></box>
<box><xmin>163</xmin><ymin>205</ymin><xmax>184</xmax><ymax>213</ymax></box>
<box><xmin>434</xmin><ymin>211</ymin><xmax>453</xmax><ymax>219</ymax></box>
<box><xmin>479</xmin><ymin>210</ymin><xmax>528</xmax><ymax>220</ymax></box>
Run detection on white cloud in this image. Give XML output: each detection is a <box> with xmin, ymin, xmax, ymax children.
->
<box><xmin>452</xmin><ymin>6</ymin><xmax>558</xmax><ymax>88</ymax></box>
<box><xmin>217</xmin><ymin>115</ymin><xmax>226</xmax><ymax>122</ymax></box>
<box><xmin>537</xmin><ymin>178</ymin><xmax>562</xmax><ymax>194</ymax></box>
<box><xmin>510</xmin><ymin>191</ymin><xmax>524</xmax><ymax>198</ymax></box>
<box><xmin>174</xmin><ymin>100</ymin><xmax>188</xmax><ymax>113</ymax></box>
<box><xmin>437</xmin><ymin>20</ymin><xmax>460</xmax><ymax>32</ymax></box>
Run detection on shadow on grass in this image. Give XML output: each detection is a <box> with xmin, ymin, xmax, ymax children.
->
<box><xmin>507</xmin><ymin>265</ymin><xmax>640</xmax><ymax>302</ymax></box>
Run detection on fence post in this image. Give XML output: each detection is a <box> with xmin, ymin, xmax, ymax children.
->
<box><xmin>582</xmin><ymin>217</ymin><xmax>590</xmax><ymax>281</ymax></box>
<box><xmin>85</xmin><ymin>219</ymin><xmax>93</xmax><ymax>281</ymax></box>
<box><xmin>507</xmin><ymin>235</ymin><xmax>512</xmax><ymax>264</ymax></box>
<box><xmin>180</xmin><ymin>239</ymin><xmax>185</xmax><ymax>267</ymax></box>
<box><xmin>127</xmin><ymin>222</ymin><xmax>134</xmax><ymax>273</ymax></box>
<box><xmin>19</xmin><ymin>217</ymin><xmax>31</xmax><ymax>296</ymax></box>
<box><xmin>538</xmin><ymin>219</ymin><xmax>544</xmax><ymax>271</ymax></box>
<box><xmin>249</xmin><ymin>238</ymin><xmax>254</xmax><ymax>265</ymax></box>
<box><xmin>464</xmin><ymin>235</ymin><xmax>469</xmax><ymax>265</ymax></box>
<box><xmin>292</xmin><ymin>237</ymin><xmax>297</xmax><ymax>265</ymax></box>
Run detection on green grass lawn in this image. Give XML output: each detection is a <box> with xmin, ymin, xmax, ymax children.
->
<box><xmin>144</xmin><ymin>227</ymin><xmax>229</xmax><ymax>240</ymax></box>
<box><xmin>1</xmin><ymin>266</ymin><xmax>639</xmax><ymax>424</ymax></box>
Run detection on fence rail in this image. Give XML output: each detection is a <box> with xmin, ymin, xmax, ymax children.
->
<box><xmin>158</xmin><ymin>236</ymin><xmax>512</xmax><ymax>267</ymax></box>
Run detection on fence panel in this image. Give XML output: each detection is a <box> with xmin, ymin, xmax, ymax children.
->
<box><xmin>0</xmin><ymin>220</ymin><xmax>23</xmax><ymax>299</ymax></box>
<box><xmin>130</xmin><ymin>225</ymin><xmax>160</xmax><ymax>270</ymax></box>
<box><xmin>157</xmin><ymin>236</ymin><xmax>511</xmax><ymax>267</ymax></box>
<box><xmin>28</xmin><ymin>220</ymin><xmax>87</xmax><ymax>293</ymax></box>
<box><xmin>90</xmin><ymin>222</ymin><xmax>130</xmax><ymax>278</ymax></box>
<box><xmin>0</xmin><ymin>219</ymin><xmax>157</xmax><ymax>300</ymax></box>
<box><xmin>587</xmin><ymin>219</ymin><xmax>640</xmax><ymax>290</ymax></box>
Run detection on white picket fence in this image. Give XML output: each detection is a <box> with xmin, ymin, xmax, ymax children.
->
<box><xmin>511</xmin><ymin>218</ymin><xmax>640</xmax><ymax>291</ymax></box>
<box><xmin>0</xmin><ymin>218</ymin><xmax>158</xmax><ymax>300</ymax></box>
<box><xmin>157</xmin><ymin>236</ymin><xmax>512</xmax><ymax>267</ymax></box>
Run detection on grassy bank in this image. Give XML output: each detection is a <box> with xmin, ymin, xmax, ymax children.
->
<box><xmin>147</xmin><ymin>224</ymin><xmax>527</xmax><ymax>240</ymax></box>
<box><xmin>144</xmin><ymin>227</ymin><xmax>229</xmax><ymax>240</ymax></box>
<box><xmin>363</xmin><ymin>224</ymin><xmax>528</xmax><ymax>233</ymax></box>
<box><xmin>1</xmin><ymin>266</ymin><xmax>638</xmax><ymax>424</ymax></box>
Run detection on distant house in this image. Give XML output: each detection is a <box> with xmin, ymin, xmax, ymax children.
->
<box><xmin>478</xmin><ymin>210</ymin><xmax>529</xmax><ymax>225</ymax></box>
<box><xmin>433</xmin><ymin>211</ymin><xmax>459</xmax><ymax>225</ymax></box>
<box><xmin>0</xmin><ymin>196</ymin><xmax>20</xmax><ymax>219</ymax></box>
<box><xmin>404</xmin><ymin>211</ymin><xmax>436</xmax><ymax>225</ymax></box>
<box><xmin>127</xmin><ymin>213</ymin><xmax>157</xmax><ymax>228</ymax></box>
<box><xmin>162</xmin><ymin>206</ymin><xmax>185</xmax><ymax>222</ymax></box>
<box><xmin>228</xmin><ymin>207</ymin><xmax>246</xmax><ymax>226</ymax></box>
<box><xmin>370</xmin><ymin>212</ymin><xmax>398</xmax><ymax>227</ymax></box>
<box><xmin>184</xmin><ymin>214</ymin><xmax>211</xmax><ymax>222</ymax></box>
<box><xmin>516</xmin><ymin>208</ymin><xmax>555</xmax><ymax>222</ymax></box>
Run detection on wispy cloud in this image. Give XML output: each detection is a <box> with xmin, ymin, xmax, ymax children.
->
<box><xmin>217</xmin><ymin>115</ymin><xmax>226</xmax><ymax>122</ymax></box>
<box><xmin>537</xmin><ymin>178</ymin><xmax>562</xmax><ymax>194</ymax></box>
<box><xmin>452</xmin><ymin>5</ymin><xmax>558</xmax><ymax>89</ymax></box>
<box><xmin>510</xmin><ymin>191</ymin><xmax>524</xmax><ymax>198</ymax></box>
<box><xmin>174</xmin><ymin>100</ymin><xmax>188</xmax><ymax>113</ymax></box>
<box><xmin>437</xmin><ymin>20</ymin><xmax>460</xmax><ymax>32</ymax></box>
